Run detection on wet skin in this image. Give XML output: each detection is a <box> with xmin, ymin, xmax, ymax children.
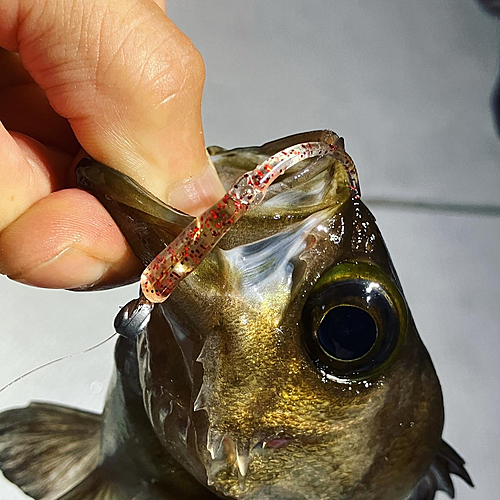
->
<box><xmin>77</xmin><ymin>131</ymin><xmax>451</xmax><ymax>499</ymax></box>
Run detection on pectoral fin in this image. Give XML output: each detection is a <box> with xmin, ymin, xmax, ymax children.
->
<box><xmin>405</xmin><ymin>439</ymin><xmax>473</xmax><ymax>500</ymax></box>
<box><xmin>0</xmin><ymin>402</ymin><xmax>101</xmax><ymax>500</ymax></box>
<box><xmin>0</xmin><ymin>402</ymin><xmax>174</xmax><ymax>500</ymax></box>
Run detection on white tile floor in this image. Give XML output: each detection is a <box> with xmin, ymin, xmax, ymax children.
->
<box><xmin>1</xmin><ymin>1</ymin><xmax>498</xmax><ymax>499</ymax></box>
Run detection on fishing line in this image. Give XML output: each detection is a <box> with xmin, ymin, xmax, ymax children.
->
<box><xmin>0</xmin><ymin>332</ymin><xmax>117</xmax><ymax>394</ymax></box>
<box><xmin>364</xmin><ymin>198</ymin><xmax>500</xmax><ymax>217</ymax></box>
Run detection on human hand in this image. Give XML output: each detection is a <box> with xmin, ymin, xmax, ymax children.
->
<box><xmin>0</xmin><ymin>0</ymin><xmax>225</xmax><ymax>290</ymax></box>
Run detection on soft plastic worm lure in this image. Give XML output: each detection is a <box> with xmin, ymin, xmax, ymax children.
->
<box><xmin>140</xmin><ymin>140</ymin><xmax>359</xmax><ymax>304</ymax></box>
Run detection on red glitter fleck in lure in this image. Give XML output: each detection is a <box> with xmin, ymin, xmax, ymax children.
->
<box><xmin>140</xmin><ymin>140</ymin><xmax>359</xmax><ymax>303</ymax></box>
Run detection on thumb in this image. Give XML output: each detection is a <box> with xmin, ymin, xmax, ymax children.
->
<box><xmin>1</xmin><ymin>0</ymin><xmax>225</xmax><ymax>215</ymax></box>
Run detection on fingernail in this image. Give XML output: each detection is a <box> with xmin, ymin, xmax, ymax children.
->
<box><xmin>167</xmin><ymin>156</ymin><xmax>226</xmax><ymax>216</ymax></box>
<box><xmin>9</xmin><ymin>247</ymin><xmax>109</xmax><ymax>289</ymax></box>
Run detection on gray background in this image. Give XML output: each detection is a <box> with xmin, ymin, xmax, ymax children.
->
<box><xmin>1</xmin><ymin>1</ymin><xmax>499</xmax><ymax>498</ymax></box>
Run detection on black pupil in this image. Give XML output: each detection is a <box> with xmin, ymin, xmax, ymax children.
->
<box><xmin>317</xmin><ymin>306</ymin><xmax>377</xmax><ymax>360</ymax></box>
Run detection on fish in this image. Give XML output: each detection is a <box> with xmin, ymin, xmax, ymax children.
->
<box><xmin>0</xmin><ymin>130</ymin><xmax>473</xmax><ymax>499</ymax></box>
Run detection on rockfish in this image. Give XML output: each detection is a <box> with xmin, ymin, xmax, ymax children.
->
<box><xmin>0</xmin><ymin>131</ymin><xmax>473</xmax><ymax>499</ymax></box>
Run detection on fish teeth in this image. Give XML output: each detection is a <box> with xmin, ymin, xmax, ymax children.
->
<box><xmin>205</xmin><ymin>433</ymin><xmax>236</xmax><ymax>486</ymax></box>
<box><xmin>193</xmin><ymin>388</ymin><xmax>207</xmax><ymax>412</ymax></box>
<box><xmin>204</xmin><ymin>433</ymin><xmax>272</xmax><ymax>493</ymax></box>
<box><xmin>206</xmin><ymin>431</ymin><xmax>225</xmax><ymax>460</ymax></box>
<box><xmin>236</xmin><ymin>451</ymin><xmax>250</xmax><ymax>478</ymax></box>
<box><xmin>236</xmin><ymin>439</ymin><xmax>251</xmax><ymax>478</ymax></box>
<box><xmin>196</xmin><ymin>340</ymin><xmax>210</xmax><ymax>364</ymax></box>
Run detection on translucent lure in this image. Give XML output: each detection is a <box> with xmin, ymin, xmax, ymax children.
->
<box><xmin>140</xmin><ymin>140</ymin><xmax>359</xmax><ymax>303</ymax></box>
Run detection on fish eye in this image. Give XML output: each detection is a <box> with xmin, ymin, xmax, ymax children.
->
<box><xmin>302</xmin><ymin>262</ymin><xmax>408</xmax><ymax>381</ymax></box>
<box><xmin>317</xmin><ymin>305</ymin><xmax>377</xmax><ymax>360</ymax></box>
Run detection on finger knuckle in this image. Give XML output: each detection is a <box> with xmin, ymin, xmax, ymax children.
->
<box><xmin>171</xmin><ymin>34</ymin><xmax>206</xmax><ymax>93</ymax></box>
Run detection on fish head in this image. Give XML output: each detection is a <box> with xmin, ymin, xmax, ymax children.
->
<box><xmin>127</xmin><ymin>131</ymin><xmax>444</xmax><ymax>500</ymax></box>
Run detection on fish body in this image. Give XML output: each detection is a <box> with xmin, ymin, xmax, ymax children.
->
<box><xmin>0</xmin><ymin>131</ymin><xmax>472</xmax><ymax>499</ymax></box>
